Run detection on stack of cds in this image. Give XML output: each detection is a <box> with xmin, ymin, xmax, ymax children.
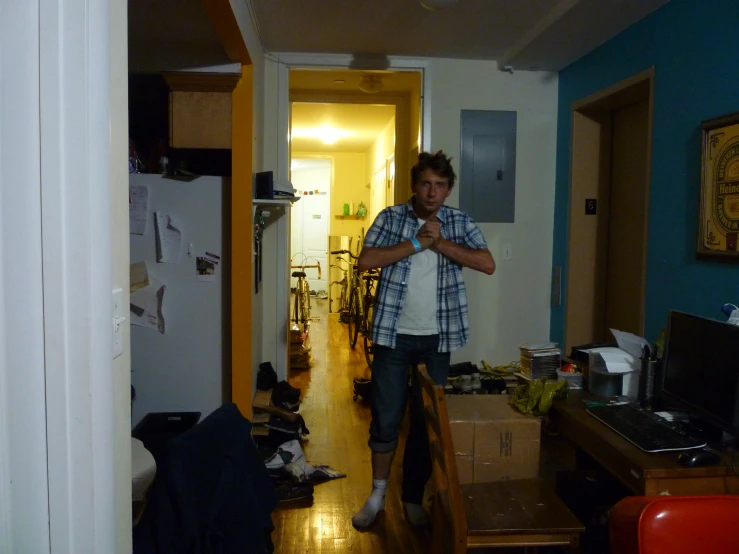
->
<box><xmin>520</xmin><ymin>343</ymin><xmax>561</xmax><ymax>380</ymax></box>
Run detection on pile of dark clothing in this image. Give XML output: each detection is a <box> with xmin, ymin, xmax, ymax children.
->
<box><xmin>133</xmin><ymin>403</ymin><xmax>278</xmax><ymax>554</ymax></box>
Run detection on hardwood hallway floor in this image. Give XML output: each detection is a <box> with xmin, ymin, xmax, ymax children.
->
<box><xmin>271</xmin><ymin>299</ymin><xmax>431</xmax><ymax>554</ymax></box>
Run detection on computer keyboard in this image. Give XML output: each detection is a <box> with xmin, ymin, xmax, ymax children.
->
<box><xmin>586</xmin><ymin>403</ymin><xmax>707</xmax><ymax>453</ymax></box>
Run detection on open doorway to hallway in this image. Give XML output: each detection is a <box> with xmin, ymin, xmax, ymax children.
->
<box><xmin>287</xmin><ymin>68</ymin><xmax>421</xmax><ymax>377</ymax></box>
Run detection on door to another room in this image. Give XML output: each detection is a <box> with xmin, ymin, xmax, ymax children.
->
<box><xmin>290</xmin><ymin>158</ymin><xmax>331</xmax><ymax>293</ymax></box>
<box><xmin>565</xmin><ymin>69</ymin><xmax>653</xmax><ymax>353</ymax></box>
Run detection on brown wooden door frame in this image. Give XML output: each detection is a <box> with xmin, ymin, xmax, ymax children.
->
<box><xmin>564</xmin><ymin>68</ymin><xmax>654</xmax><ymax>353</ymax></box>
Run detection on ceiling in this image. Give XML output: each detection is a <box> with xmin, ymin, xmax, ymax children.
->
<box><xmin>128</xmin><ymin>0</ymin><xmax>232</xmax><ymax>72</ymax></box>
<box><xmin>127</xmin><ymin>0</ymin><xmax>672</xmax><ymax>72</ymax></box>
<box><xmin>290</xmin><ymin>69</ymin><xmax>422</xmax><ymax>94</ymax></box>
<box><xmin>250</xmin><ymin>0</ymin><xmax>672</xmax><ymax>71</ymax></box>
<box><xmin>291</xmin><ymin>103</ymin><xmax>396</xmax><ymax>154</ymax></box>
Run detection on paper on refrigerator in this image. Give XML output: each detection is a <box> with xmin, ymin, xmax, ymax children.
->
<box><xmin>130</xmin><ymin>278</ymin><xmax>166</xmax><ymax>334</ymax></box>
<box><xmin>154</xmin><ymin>212</ymin><xmax>182</xmax><ymax>263</ymax></box>
<box><xmin>130</xmin><ymin>261</ymin><xmax>150</xmax><ymax>293</ymax></box>
<box><xmin>129</xmin><ymin>185</ymin><xmax>149</xmax><ymax>235</ymax></box>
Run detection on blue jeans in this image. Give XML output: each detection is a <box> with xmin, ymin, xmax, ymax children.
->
<box><xmin>369</xmin><ymin>334</ymin><xmax>450</xmax><ymax>504</ymax></box>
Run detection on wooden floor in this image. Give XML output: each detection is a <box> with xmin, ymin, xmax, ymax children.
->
<box><xmin>272</xmin><ymin>299</ymin><xmax>432</xmax><ymax>554</ymax></box>
<box><xmin>271</xmin><ymin>300</ymin><xmax>580</xmax><ymax>554</ymax></box>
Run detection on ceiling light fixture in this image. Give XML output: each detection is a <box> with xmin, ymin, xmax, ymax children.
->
<box><xmin>419</xmin><ymin>0</ymin><xmax>460</xmax><ymax>11</ymax></box>
<box><xmin>358</xmin><ymin>74</ymin><xmax>383</xmax><ymax>94</ymax></box>
<box><xmin>292</xmin><ymin>125</ymin><xmax>352</xmax><ymax>145</ymax></box>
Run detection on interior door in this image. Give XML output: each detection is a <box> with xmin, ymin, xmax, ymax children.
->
<box><xmin>290</xmin><ymin>158</ymin><xmax>331</xmax><ymax>292</ymax></box>
<box><xmin>604</xmin><ymin>100</ymin><xmax>649</xmax><ymax>337</ymax></box>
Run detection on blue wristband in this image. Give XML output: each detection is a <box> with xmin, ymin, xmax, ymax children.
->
<box><xmin>410</xmin><ymin>237</ymin><xmax>421</xmax><ymax>253</ymax></box>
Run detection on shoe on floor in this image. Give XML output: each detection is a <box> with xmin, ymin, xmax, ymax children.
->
<box><xmin>453</xmin><ymin>374</ymin><xmax>472</xmax><ymax>392</ymax></box>
<box><xmin>316</xmin><ymin>290</ymin><xmax>328</xmax><ymax>299</ymax></box>
<box><xmin>470</xmin><ymin>372</ymin><xmax>482</xmax><ymax>391</ymax></box>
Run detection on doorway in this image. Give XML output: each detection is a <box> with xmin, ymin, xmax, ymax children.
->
<box><xmin>290</xmin><ymin>157</ymin><xmax>331</xmax><ymax>293</ymax></box>
<box><xmin>564</xmin><ymin>68</ymin><xmax>654</xmax><ymax>353</ymax></box>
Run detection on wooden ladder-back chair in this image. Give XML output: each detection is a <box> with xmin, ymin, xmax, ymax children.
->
<box><xmin>417</xmin><ymin>366</ymin><xmax>584</xmax><ymax>553</ymax></box>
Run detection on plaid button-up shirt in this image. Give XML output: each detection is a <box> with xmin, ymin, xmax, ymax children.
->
<box><xmin>364</xmin><ymin>198</ymin><xmax>488</xmax><ymax>353</ymax></box>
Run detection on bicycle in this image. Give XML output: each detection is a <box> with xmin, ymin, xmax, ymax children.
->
<box><xmin>290</xmin><ymin>254</ymin><xmax>322</xmax><ymax>332</ymax></box>
<box><xmin>330</xmin><ymin>248</ymin><xmax>378</xmax><ymax>367</ymax></box>
<box><xmin>329</xmin><ymin>256</ymin><xmax>350</xmax><ymax>314</ymax></box>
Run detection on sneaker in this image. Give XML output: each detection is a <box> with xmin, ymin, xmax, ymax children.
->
<box><xmin>470</xmin><ymin>373</ymin><xmax>482</xmax><ymax>391</ymax></box>
<box><xmin>453</xmin><ymin>375</ymin><xmax>472</xmax><ymax>392</ymax></box>
<box><xmin>264</xmin><ymin>439</ymin><xmax>305</xmax><ymax>469</ymax></box>
<box><xmin>316</xmin><ymin>290</ymin><xmax>328</xmax><ymax>299</ymax></box>
<box><xmin>480</xmin><ymin>375</ymin><xmax>507</xmax><ymax>394</ymax></box>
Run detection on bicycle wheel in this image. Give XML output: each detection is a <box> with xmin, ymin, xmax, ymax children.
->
<box><xmin>363</xmin><ymin>299</ymin><xmax>374</xmax><ymax>368</ymax></box>
<box><xmin>348</xmin><ymin>288</ymin><xmax>361</xmax><ymax>348</ymax></box>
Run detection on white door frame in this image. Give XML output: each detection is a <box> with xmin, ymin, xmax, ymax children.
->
<box><xmin>1</xmin><ymin>2</ymin><xmax>51</xmax><ymax>551</ymax></box>
<box><xmin>1</xmin><ymin>0</ymin><xmax>118</xmax><ymax>551</ymax></box>
<box><xmin>271</xmin><ymin>53</ymin><xmax>433</xmax><ymax>184</ymax></box>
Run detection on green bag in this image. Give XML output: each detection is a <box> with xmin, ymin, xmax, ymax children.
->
<box><xmin>511</xmin><ymin>378</ymin><xmax>567</xmax><ymax>416</ymax></box>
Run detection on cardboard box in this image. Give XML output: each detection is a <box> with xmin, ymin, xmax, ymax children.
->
<box><xmin>446</xmin><ymin>395</ymin><xmax>541</xmax><ymax>484</ymax></box>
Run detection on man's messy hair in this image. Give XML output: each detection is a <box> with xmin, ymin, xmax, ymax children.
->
<box><xmin>411</xmin><ymin>150</ymin><xmax>456</xmax><ymax>188</ymax></box>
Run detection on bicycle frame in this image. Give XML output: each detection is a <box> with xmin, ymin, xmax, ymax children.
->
<box><xmin>290</xmin><ymin>255</ymin><xmax>322</xmax><ymax>331</ymax></box>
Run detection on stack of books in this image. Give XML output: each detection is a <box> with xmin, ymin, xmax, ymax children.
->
<box><xmin>519</xmin><ymin>343</ymin><xmax>561</xmax><ymax>380</ymax></box>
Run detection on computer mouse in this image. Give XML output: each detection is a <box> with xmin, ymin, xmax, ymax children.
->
<box><xmin>677</xmin><ymin>448</ymin><xmax>721</xmax><ymax>467</ymax></box>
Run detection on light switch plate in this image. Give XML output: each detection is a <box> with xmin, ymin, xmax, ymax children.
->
<box><xmin>112</xmin><ymin>288</ymin><xmax>126</xmax><ymax>359</ymax></box>
<box><xmin>503</xmin><ymin>243</ymin><xmax>513</xmax><ymax>261</ymax></box>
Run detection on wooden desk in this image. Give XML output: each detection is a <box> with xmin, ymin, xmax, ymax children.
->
<box><xmin>550</xmin><ymin>391</ymin><xmax>739</xmax><ymax>496</ymax></box>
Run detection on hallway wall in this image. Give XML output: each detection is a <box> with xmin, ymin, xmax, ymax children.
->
<box><xmin>429</xmin><ymin>59</ymin><xmax>559</xmax><ymax>365</ymax></box>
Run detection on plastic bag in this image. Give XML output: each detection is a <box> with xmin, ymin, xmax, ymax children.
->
<box><xmin>511</xmin><ymin>378</ymin><xmax>567</xmax><ymax>416</ymax></box>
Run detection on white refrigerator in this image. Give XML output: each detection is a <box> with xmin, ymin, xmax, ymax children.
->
<box><xmin>129</xmin><ymin>174</ymin><xmax>229</xmax><ymax>427</ymax></box>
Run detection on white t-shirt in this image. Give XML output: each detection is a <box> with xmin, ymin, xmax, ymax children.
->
<box><xmin>395</xmin><ymin>219</ymin><xmax>439</xmax><ymax>335</ymax></box>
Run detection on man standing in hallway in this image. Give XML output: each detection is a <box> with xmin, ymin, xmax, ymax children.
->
<box><xmin>353</xmin><ymin>151</ymin><xmax>495</xmax><ymax>528</ymax></box>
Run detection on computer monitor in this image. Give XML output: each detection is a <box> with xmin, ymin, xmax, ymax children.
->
<box><xmin>660</xmin><ymin>310</ymin><xmax>739</xmax><ymax>436</ymax></box>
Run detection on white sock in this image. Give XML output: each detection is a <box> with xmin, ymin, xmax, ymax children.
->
<box><xmin>352</xmin><ymin>479</ymin><xmax>387</xmax><ymax>528</ymax></box>
<box><xmin>403</xmin><ymin>502</ymin><xmax>431</xmax><ymax>527</ymax></box>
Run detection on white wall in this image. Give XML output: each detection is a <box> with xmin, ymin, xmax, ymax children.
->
<box><xmin>427</xmin><ymin>59</ymin><xmax>559</xmax><ymax>366</ymax></box>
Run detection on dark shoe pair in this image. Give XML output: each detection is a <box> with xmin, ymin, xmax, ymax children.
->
<box><xmin>272</xmin><ymin>380</ymin><xmax>301</xmax><ymax>411</ymax></box>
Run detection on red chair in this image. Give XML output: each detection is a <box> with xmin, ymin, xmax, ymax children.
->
<box><xmin>609</xmin><ymin>495</ymin><xmax>739</xmax><ymax>554</ymax></box>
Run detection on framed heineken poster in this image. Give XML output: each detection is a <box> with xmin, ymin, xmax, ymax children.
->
<box><xmin>699</xmin><ymin>112</ymin><xmax>739</xmax><ymax>261</ymax></box>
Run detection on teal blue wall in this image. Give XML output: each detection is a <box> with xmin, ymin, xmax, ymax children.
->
<box><xmin>552</xmin><ymin>0</ymin><xmax>739</xmax><ymax>346</ymax></box>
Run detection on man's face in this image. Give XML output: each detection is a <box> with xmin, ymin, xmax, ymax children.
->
<box><xmin>411</xmin><ymin>168</ymin><xmax>452</xmax><ymax>215</ymax></box>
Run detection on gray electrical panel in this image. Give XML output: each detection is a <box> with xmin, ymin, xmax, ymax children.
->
<box><xmin>459</xmin><ymin>110</ymin><xmax>517</xmax><ymax>223</ymax></box>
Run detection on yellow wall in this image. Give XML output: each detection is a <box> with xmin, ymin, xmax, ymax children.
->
<box><xmin>366</xmin><ymin>116</ymin><xmax>396</xmax><ymax>221</ymax></box>
<box><xmin>232</xmin><ymin>65</ymin><xmax>253</xmax><ymax>415</ymax></box>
